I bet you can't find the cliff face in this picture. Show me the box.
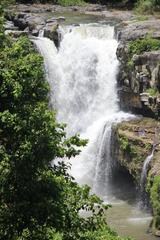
[112,118,160,182]
[116,20,160,235]
[116,20,160,118]
[112,118,160,235]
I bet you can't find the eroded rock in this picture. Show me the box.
[117,43,160,118]
[5,30,28,38]
[43,22,59,47]
[113,118,160,182]
[5,11,61,44]
[117,20,160,42]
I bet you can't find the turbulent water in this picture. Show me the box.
[33,22,158,240]
[34,24,133,197]
[140,149,154,191]
[34,24,133,195]
[140,146,155,208]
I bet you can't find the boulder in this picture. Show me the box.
[133,51,160,66]
[4,21,19,31]
[25,15,46,31]
[11,13,47,36]
[43,23,59,47]
[118,20,160,42]
[13,16,28,30]
[46,16,65,24]
[117,40,160,118]
[5,30,28,38]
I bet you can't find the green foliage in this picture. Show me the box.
[128,37,160,59]
[119,136,130,152]
[127,37,160,70]
[134,15,149,21]
[57,0,85,6]
[146,88,159,96]
[150,175,160,215]
[119,135,151,164]
[119,136,141,161]
[135,0,160,13]
[16,224,63,240]
[149,175,160,230]
[0,35,91,240]
[15,0,85,5]
[0,20,133,240]
[77,226,133,240]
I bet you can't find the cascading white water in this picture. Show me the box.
[140,149,154,190]
[139,146,155,207]
[33,23,134,198]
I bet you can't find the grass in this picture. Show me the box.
[135,0,160,14]
[134,15,149,21]
[57,0,86,6]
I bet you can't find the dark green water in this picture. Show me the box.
[105,197,158,240]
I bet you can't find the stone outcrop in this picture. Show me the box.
[6,3,107,15]
[4,3,136,45]
[117,20,160,42]
[4,11,60,46]
[43,22,59,47]
[117,41,160,118]
[112,118,160,182]
[113,118,160,235]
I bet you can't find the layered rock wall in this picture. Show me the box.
[116,20,160,118]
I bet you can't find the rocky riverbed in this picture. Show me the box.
[4,3,135,41]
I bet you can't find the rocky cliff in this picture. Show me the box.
[116,20,160,119]
[116,20,160,234]
[111,117,160,236]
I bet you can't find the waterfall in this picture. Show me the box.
[139,146,155,208]
[33,23,134,198]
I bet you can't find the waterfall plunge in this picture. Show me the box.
[34,24,134,198]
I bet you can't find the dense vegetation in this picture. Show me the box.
[147,174,160,233]
[0,3,134,239]
[135,0,160,13]
[128,37,160,58]
[12,0,160,13]
[126,37,160,68]
[1,0,160,13]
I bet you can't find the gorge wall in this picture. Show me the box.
[116,20,160,118]
[116,19,160,236]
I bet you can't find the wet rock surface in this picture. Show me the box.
[112,118,160,182]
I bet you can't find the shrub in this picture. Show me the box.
[128,37,160,59]
[146,88,159,96]
[135,0,160,13]
[57,0,85,6]
[149,176,160,231]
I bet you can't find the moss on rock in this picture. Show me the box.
[115,117,160,235]
[115,117,159,182]
[147,175,160,236]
